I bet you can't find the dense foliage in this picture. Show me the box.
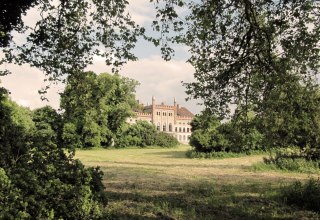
[61,71,139,148]
[0,87,107,219]
[189,109,263,153]
[151,0,320,166]
[152,0,320,116]
[117,121,179,148]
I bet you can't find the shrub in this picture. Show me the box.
[281,179,320,212]
[263,147,320,173]
[154,132,179,147]
[186,149,263,159]
[0,89,107,219]
[116,121,178,148]
[189,109,264,154]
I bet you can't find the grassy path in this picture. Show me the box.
[76,146,319,219]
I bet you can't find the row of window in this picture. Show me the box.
[156,112,173,117]
[156,123,173,132]
[178,135,191,141]
[156,123,191,133]
[175,127,190,133]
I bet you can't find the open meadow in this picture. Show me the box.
[76,146,320,220]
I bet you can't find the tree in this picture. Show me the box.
[152,0,320,116]
[32,105,63,146]
[60,71,139,148]
[256,75,320,149]
[116,120,179,148]
[0,87,107,219]
[0,0,37,47]
[1,0,144,80]
[151,0,320,151]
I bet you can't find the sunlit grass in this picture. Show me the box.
[76,146,320,219]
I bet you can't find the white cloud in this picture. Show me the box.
[0,1,203,114]
[0,63,63,110]
[127,0,155,25]
[87,55,203,114]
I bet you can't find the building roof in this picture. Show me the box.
[177,107,194,118]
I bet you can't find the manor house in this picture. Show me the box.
[127,97,194,144]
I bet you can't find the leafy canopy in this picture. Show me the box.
[61,71,139,148]
[152,0,320,118]
[1,0,145,80]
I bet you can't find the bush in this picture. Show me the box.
[189,109,264,154]
[154,132,179,148]
[189,122,263,154]
[263,147,320,173]
[186,149,263,159]
[116,121,178,148]
[281,179,320,212]
[0,89,107,219]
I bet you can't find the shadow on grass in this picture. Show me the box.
[104,180,318,220]
[144,150,188,159]
[111,161,252,169]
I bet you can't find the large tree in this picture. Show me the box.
[151,0,320,151]
[60,71,139,148]
[1,0,144,80]
[152,0,320,116]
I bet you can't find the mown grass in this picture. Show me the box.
[76,146,320,219]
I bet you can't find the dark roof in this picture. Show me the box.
[177,107,194,118]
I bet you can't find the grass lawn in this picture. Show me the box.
[76,146,320,220]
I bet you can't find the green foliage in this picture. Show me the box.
[152,0,320,160]
[257,80,320,150]
[32,105,63,146]
[117,121,157,147]
[0,88,107,219]
[263,147,320,173]
[154,132,179,148]
[61,71,139,148]
[281,179,320,212]
[186,149,263,159]
[189,110,263,154]
[116,120,179,148]
[62,122,82,149]
[1,0,145,78]
[0,168,29,219]
[152,1,320,118]
[0,0,37,47]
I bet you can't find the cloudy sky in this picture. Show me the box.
[0,0,203,114]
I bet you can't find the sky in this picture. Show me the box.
[0,0,203,114]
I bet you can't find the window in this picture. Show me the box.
[183,135,186,140]
[187,128,189,132]
[169,123,172,132]
[163,123,166,132]
[179,127,182,132]
[183,128,185,132]
[175,127,177,132]
[157,123,160,131]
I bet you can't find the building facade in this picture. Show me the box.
[127,97,194,144]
